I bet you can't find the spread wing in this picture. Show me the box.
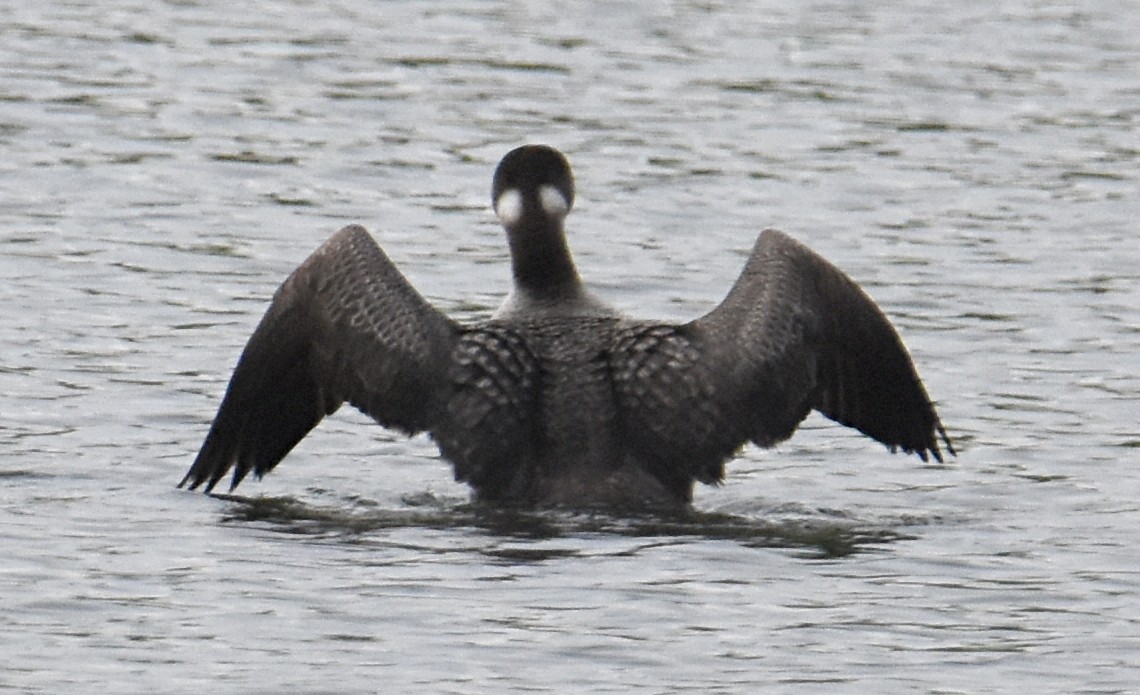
[612,229,952,487]
[179,224,459,493]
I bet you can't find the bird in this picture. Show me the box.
[179,144,953,510]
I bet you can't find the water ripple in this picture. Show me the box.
[2,0,1139,692]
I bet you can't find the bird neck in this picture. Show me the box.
[507,219,581,296]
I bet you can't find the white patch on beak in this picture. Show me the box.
[495,189,523,227]
[539,185,569,220]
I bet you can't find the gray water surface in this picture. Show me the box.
[2,1,1138,693]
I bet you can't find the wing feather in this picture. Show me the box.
[431,326,542,501]
[612,229,951,487]
[691,228,952,460]
[180,224,458,492]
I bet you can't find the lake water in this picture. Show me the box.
[2,1,1138,692]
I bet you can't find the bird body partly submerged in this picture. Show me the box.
[180,145,952,509]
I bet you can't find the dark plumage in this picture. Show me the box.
[180,144,953,509]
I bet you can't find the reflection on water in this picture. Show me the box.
[214,492,917,559]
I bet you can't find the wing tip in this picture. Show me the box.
[178,445,240,494]
[885,416,956,464]
[176,469,221,494]
[933,424,957,462]
[903,422,957,464]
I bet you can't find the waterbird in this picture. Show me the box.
[180,144,953,509]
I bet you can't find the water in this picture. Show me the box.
[2,0,1138,692]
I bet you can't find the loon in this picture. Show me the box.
[180,144,953,509]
